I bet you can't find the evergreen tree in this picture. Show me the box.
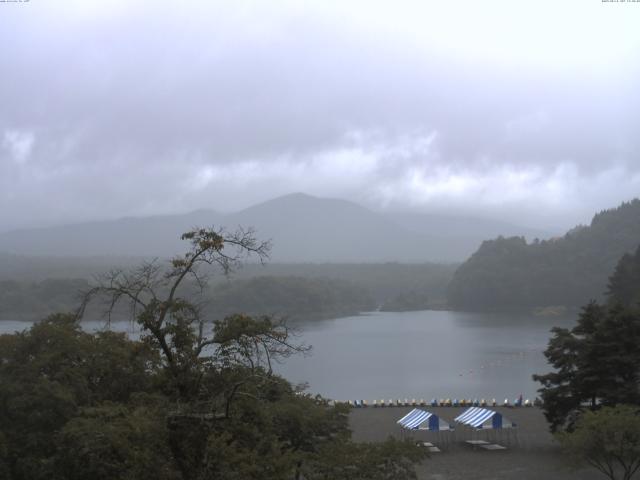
[448,199,640,310]
[608,245,640,308]
[534,245,640,432]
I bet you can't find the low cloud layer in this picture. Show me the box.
[1,0,639,232]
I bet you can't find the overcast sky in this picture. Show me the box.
[1,0,639,232]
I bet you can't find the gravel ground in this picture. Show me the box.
[349,406,603,480]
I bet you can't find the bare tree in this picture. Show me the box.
[77,226,276,399]
[75,227,317,480]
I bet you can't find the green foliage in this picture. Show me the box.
[0,310,425,480]
[608,245,640,308]
[448,199,640,310]
[303,437,428,480]
[534,246,640,432]
[55,399,180,480]
[557,405,640,480]
[0,229,427,479]
[533,303,640,431]
[0,313,160,480]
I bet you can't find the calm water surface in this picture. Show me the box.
[0,310,575,402]
[279,310,576,402]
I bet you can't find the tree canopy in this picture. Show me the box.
[533,302,640,431]
[607,244,640,309]
[448,199,640,310]
[0,227,426,479]
[557,405,640,480]
[533,245,640,431]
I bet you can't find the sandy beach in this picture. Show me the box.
[349,406,603,480]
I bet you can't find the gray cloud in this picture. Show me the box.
[1,0,639,232]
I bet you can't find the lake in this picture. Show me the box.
[0,310,575,402]
[280,310,575,402]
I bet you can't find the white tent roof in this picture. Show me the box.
[454,407,515,429]
[397,408,453,431]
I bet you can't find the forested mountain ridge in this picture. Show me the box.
[447,199,640,310]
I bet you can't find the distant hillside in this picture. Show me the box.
[0,278,90,321]
[0,193,546,262]
[0,262,456,321]
[227,193,424,262]
[0,210,222,258]
[0,253,151,281]
[223,262,457,307]
[607,243,640,308]
[0,275,375,322]
[447,199,640,310]
[209,276,375,320]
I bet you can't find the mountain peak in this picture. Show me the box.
[238,192,369,216]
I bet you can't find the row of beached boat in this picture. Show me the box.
[342,397,541,408]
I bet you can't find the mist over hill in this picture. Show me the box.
[447,199,640,310]
[0,193,550,263]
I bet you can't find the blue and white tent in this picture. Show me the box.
[454,407,516,430]
[397,408,453,431]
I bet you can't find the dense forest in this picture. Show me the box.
[209,276,375,320]
[447,199,640,310]
[0,263,457,321]
[0,279,89,320]
[227,263,456,306]
[0,276,374,322]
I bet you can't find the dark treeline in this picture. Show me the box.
[0,276,374,322]
[210,276,375,320]
[448,199,640,310]
[379,291,436,312]
[224,262,457,305]
[0,278,89,320]
[0,255,457,304]
[0,263,457,321]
